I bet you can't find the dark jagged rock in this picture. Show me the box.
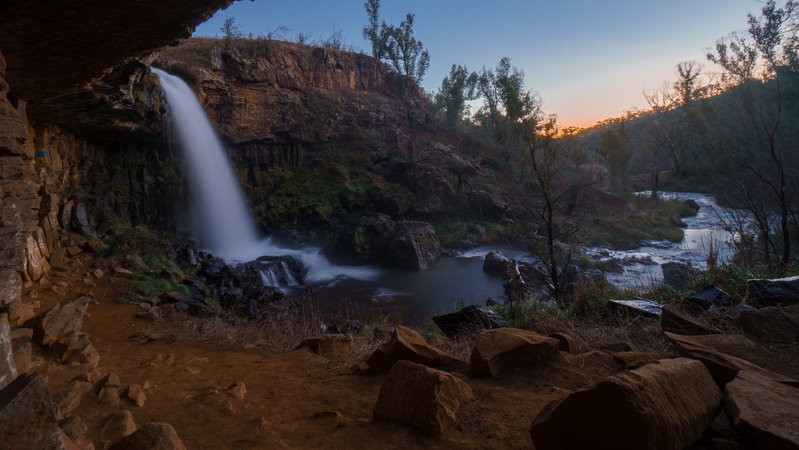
[607,298,662,318]
[108,422,187,450]
[661,262,697,290]
[746,276,799,307]
[684,285,735,311]
[385,221,441,270]
[530,358,721,450]
[661,305,721,335]
[432,305,508,338]
[483,251,511,276]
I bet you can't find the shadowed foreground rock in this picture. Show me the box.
[469,328,559,376]
[32,296,90,346]
[724,370,799,449]
[661,305,721,335]
[374,360,473,436]
[108,422,187,450]
[432,305,508,338]
[736,305,799,345]
[746,276,799,307]
[0,373,71,449]
[530,358,721,450]
[365,326,462,373]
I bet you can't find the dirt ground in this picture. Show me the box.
[24,252,634,449]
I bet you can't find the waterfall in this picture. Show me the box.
[152,68,259,257]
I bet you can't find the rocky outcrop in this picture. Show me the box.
[530,358,721,450]
[373,360,473,436]
[385,221,441,270]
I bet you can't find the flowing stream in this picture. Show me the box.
[154,68,742,322]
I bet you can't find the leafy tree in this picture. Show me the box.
[362,1,430,83]
[598,119,631,191]
[434,65,478,127]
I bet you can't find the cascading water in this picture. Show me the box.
[152,68,259,258]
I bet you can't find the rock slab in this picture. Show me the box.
[365,326,462,373]
[469,328,559,376]
[0,373,69,449]
[736,305,799,345]
[746,276,799,307]
[530,358,721,450]
[724,370,799,449]
[33,297,90,346]
[374,360,473,436]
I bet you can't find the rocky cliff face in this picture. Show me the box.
[153,39,497,233]
[0,0,231,315]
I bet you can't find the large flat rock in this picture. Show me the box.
[724,370,799,449]
[737,305,799,345]
[530,358,721,450]
[365,326,463,373]
[747,276,799,307]
[469,328,559,376]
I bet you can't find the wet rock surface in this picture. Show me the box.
[746,276,799,307]
[432,305,509,338]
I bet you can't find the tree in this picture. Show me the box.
[598,119,631,191]
[220,17,242,40]
[434,65,478,127]
[706,0,799,268]
[362,1,431,83]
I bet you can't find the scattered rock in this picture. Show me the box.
[0,314,17,390]
[54,380,93,418]
[684,285,735,311]
[0,373,67,449]
[108,422,187,450]
[746,276,799,307]
[227,382,246,400]
[607,298,663,318]
[59,415,88,445]
[6,301,35,325]
[125,384,146,407]
[365,326,463,373]
[724,370,799,449]
[530,358,721,450]
[67,245,83,257]
[736,305,799,345]
[12,342,32,374]
[469,328,559,376]
[301,334,352,356]
[85,235,108,254]
[113,266,134,277]
[373,360,473,436]
[483,251,511,275]
[33,297,90,346]
[661,305,721,335]
[432,305,509,338]
[548,332,579,354]
[665,332,799,387]
[101,410,137,447]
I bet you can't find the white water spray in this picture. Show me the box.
[152,68,259,257]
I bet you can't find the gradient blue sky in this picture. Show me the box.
[194,0,762,127]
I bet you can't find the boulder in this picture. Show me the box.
[681,334,776,371]
[101,410,137,447]
[24,234,46,281]
[664,332,799,387]
[736,305,799,345]
[684,285,735,310]
[108,422,187,450]
[661,305,721,335]
[340,213,395,263]
[301,334,352,356]
[33,297,90,346]
[0,314,17,390]
[85,235,108,254]
[549,332,579,354]
[432,305,508,338]
[469,328,559,376]
[385,221,441,270]
[365,326,463,373]
[530,358,722,450]
[661,262,697,290]
[724,370,799,449]
[607,298,662,318]
[54,380,93,418]
[746,276,799,307]
[0,373,69,449]
[12,342,31,374]
[483,251,511,275]
[373,360,473,436]
[6,301,35,325]
[59,415,88,445]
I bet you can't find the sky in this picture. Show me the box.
[194,0,764,128]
